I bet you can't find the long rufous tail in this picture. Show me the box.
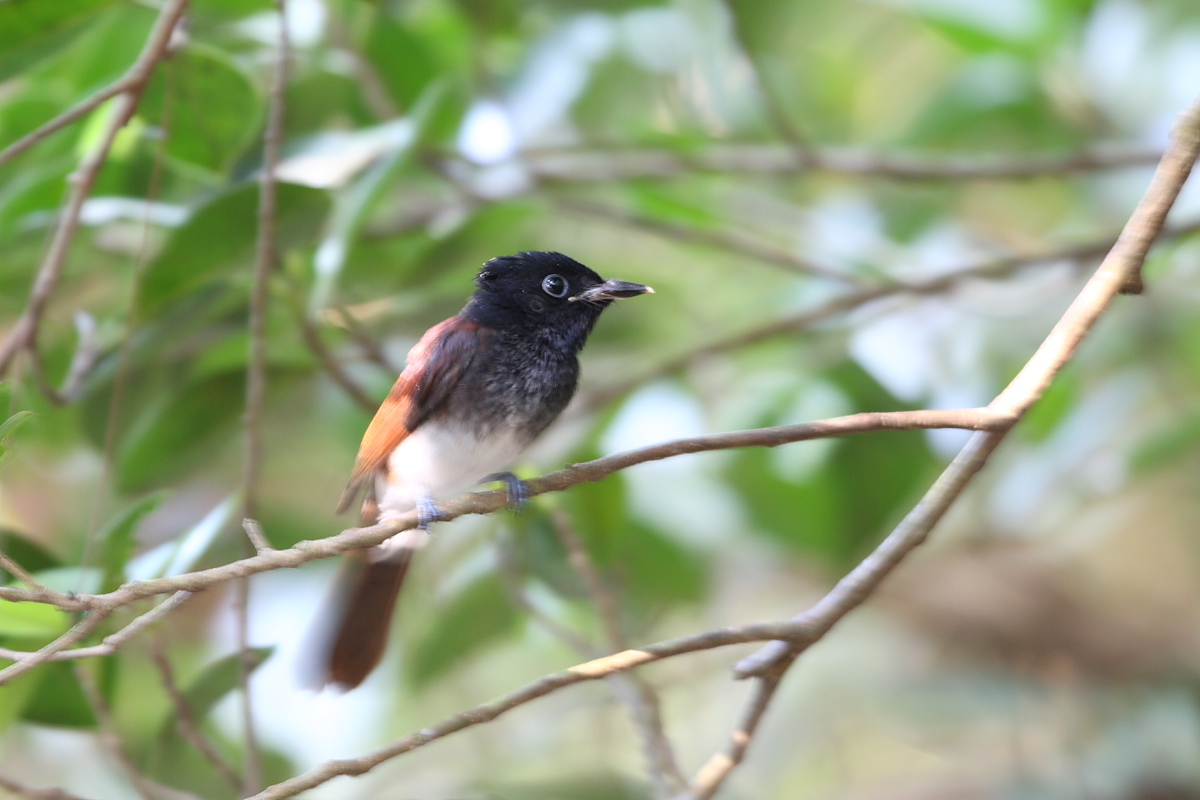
[304,483,414,691]
[316,546,414,690]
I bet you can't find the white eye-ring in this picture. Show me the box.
[541,274,569,298]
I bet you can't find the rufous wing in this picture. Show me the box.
[335,316,482,514]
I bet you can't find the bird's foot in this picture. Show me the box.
[487,472,529,512]
[416,491,444,530]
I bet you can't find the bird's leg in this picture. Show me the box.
[486,472,529,512]
[416,489,444,530]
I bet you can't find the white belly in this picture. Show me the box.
[375,420,529,521]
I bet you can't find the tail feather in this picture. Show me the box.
[304,480,414,691]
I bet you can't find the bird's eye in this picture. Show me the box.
[541,274,568,298]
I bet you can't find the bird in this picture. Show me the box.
[306,251,653,690]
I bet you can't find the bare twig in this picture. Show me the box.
[575,217,1200,415]
[150,645,244,791]
[0,0,190,378]
[0,774,96,800]
[0,591,192,667]
[517,142,1163,184]
[0,407,1012,619]
[26,312,101,405]
[237,2,290,793]
[730,95,1200,684]
[77,664,209,800]
[245,620,817,800]
[0,549,48,591]
[500,523,686,797]
[323,2,399,119]
[287,283,377,412]
[242,518,275,554]
[717,0,812,157]
[549,510,687,796]
[0,612,111,685]
[549,510,626,656]
[682,672,785,800]
[329,304,401,374]
[555,196,856,284]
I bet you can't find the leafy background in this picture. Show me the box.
[3,0,1200,798]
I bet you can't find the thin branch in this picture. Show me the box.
[26,312,101,406]
[0,611,111,685]
[75,663,207,800]
[717,0,812,157]
[322,1,399,119]
[0,0,190,378]
[576,218,1200,415]
[238,1,289,792]
[0,774,96,800]
[245,619,816,800]
[150,645,244,791]
[0,549,48,592]
[682,672,785,800]
[0,591,192,666]
[329,304,401,374]
[0,407,1012,618]
[242,518,275,554]
[517,142,1163,184]
[554,196,857,284]
[286,279,377,412]
[731,94,1200,683]
[499,525,686,797]
[549,510,687,797]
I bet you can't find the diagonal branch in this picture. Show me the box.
[718,92,1200,785]
[0,0,190,379]
[554,196,857,284]
[681,672,785,800]
[0,774,97,800]
[548,510,687,795]
[576,217,1200,415]
[237,1,290,793]
[517,142,1163,184]
[150,645,244,792]
[0,407,1012,621]
[0,591,192,670]
[717,0,812,157]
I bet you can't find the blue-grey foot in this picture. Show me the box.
[416,491,444,530]
[487,472,529,512]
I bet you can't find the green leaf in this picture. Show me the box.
[0,0,121,80]
[115,371,246,493]
[161,647,274,733]
[0,410,35,458]
[1130,413,1200,476]
[139,45,262,173]
[511,510,587,600]
[308,85,447,309]
[405,573,520,688]
[561,473,709,611]
[140,182,331,314]
[363,15,441,111]
[20,660,102,728]
[0,529,62,581]
[0,599,70,638]
[0,668,43,733]
[1020,372,1077,443]
[98,493,168,593]
[728,362,940,567]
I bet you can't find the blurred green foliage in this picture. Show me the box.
[3,0,1200,797]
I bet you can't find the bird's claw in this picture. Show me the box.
[416,493,444,530]
[488,472,529,512]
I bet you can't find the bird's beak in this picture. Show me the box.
[570,279,655,302]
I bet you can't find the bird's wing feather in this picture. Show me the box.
[336,316,482,513]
